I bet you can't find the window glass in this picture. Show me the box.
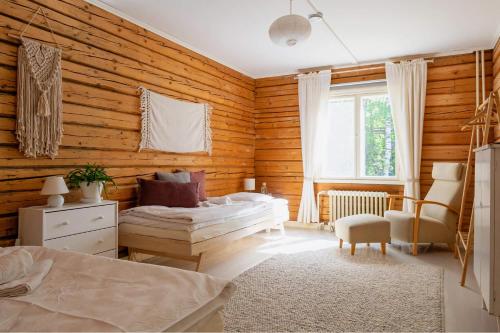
[360,95,396,177]
[322,97,355,178]
[320,84,398,181]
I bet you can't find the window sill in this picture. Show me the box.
[315,178,404,186]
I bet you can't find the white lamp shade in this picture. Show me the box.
[244,178,256,191]
[269,14,311,47]
[41,176,69,195]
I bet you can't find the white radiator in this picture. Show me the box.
[317,190,388,223]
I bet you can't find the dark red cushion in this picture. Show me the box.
[189,170,207,201]
[137,178,199,208]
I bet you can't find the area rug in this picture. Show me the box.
[223,248,444,332]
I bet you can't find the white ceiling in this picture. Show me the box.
[89,0,500,78]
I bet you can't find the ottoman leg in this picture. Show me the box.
[381,242,386,255]
[350,243,356,255]
[339,239,343,248]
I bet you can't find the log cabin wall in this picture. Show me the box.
[495,38,500,93]
[255,52,493,221]
[494,37,500,141]
[0,0,256,245]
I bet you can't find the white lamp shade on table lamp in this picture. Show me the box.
[244,178,256,191]
[41,176,69,208]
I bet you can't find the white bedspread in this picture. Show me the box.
[0,246,234,332]
[120,201,268,231]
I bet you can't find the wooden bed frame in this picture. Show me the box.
[119,215,278,271]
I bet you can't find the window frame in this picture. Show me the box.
[317,82,402,185]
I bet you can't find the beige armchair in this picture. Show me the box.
[384,162,465,255]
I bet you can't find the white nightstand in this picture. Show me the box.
[19,201,118,258]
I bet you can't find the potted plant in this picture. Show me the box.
[67,164,115,203]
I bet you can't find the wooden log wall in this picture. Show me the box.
[494,37,500,141]
[255,52,493,222]
[0,0,256,245]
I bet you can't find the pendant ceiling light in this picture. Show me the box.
[269,0,311,47]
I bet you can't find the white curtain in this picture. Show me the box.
[385,59,427,212]
[297,70,331,223]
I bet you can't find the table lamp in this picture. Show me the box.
[41,176,69,207]
[244,178,255,192]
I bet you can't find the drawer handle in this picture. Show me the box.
[95,216,104,221]
[61,221,70,226]
[97,239,104,243]
[63,246,70,250]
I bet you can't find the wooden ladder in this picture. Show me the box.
[455,91,499,286]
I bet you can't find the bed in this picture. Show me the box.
[118,193,289,271]
[0,246,234,332]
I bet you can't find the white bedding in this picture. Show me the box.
[120,201,268,231]
[0,246,234,332]
[120,207,274,243]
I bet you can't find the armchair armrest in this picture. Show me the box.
[387,195,419,210]
[387,194,418,201]
[414,200,459,215]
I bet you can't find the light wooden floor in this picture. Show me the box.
[139,228,499,332]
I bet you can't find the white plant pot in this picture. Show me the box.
[80,181,104,203]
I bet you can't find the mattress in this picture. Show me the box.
[120,205,274,243]
[119,198,289,243]
[0,246,234,332]
[120,201,271,231]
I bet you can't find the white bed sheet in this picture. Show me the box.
[119,201,268,230]
[120,206,274,243]
[119,198,289,243]
[0,246,234,332]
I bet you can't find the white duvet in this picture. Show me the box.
[119,193,289,233]
[120,201,270,231]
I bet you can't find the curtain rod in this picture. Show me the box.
[294,59,434,79]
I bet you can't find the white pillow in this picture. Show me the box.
[226,192,273,202]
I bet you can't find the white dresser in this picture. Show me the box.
[473,144,500,315]
[19,201,118,258]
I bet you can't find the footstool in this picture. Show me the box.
[334,214,390,255]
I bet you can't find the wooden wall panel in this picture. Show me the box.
[0,0,255,245]
[494,37,500,141]
[255,52,493,222]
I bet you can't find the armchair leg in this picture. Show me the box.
[350,243,356,255]
[412,205,422,256]
[412,243,418,256]
[339,239,343,248]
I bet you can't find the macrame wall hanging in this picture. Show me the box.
[14,7,63,159]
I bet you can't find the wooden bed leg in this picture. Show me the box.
[128,248,137,261]
[195,252,204,272]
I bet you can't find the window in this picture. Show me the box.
[320,82,399,182]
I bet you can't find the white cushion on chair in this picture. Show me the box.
[384,210,455,244]
[383,162,464,248]
[384,210,455,243]
[423,162,464,228]
[432,162,463,181]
